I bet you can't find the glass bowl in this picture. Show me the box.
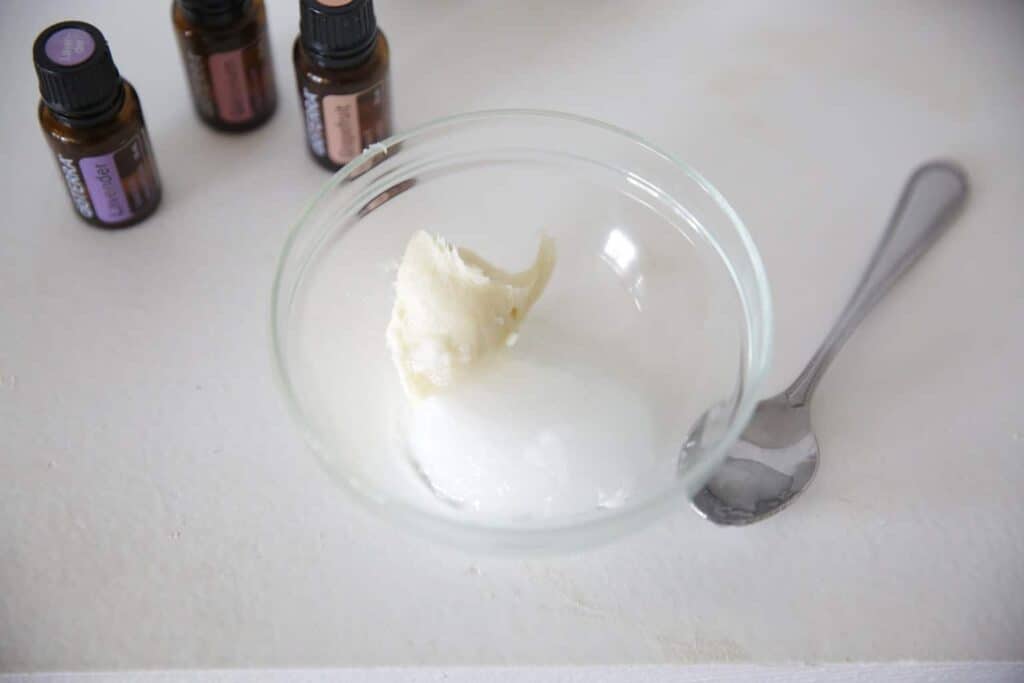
[271,110,772,550]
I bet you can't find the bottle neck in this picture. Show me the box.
[301,29,378,70]
[177,0,252,27]
[46,81,127,128]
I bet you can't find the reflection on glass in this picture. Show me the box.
[358,178,417,217]
[601,228,645,310]
[603,228,637,273]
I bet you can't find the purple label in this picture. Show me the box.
[73,133,158,224]
[80,151,132,223]
[45,28,96,66]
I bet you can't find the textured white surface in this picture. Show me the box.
[1,0,1023,672]
[4,663,1024,683]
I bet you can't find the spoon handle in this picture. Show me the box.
[784,161,969,407]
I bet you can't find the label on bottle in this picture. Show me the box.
[180,31,275,126]
[58,130,160,225]
[209,46,254,123]
[56,153,94,219]
[318,80,391,166]
[301,87,327,157]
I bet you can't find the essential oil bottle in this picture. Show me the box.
[34,21,162,229]
[293,0,393,171]
[172,0,278,131]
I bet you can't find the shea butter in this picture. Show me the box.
[386,231,555,398]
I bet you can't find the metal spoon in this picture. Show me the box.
[690,160,969,526]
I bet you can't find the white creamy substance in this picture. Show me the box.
[383,231,664,517]
[404,353,656,518]
[386,231,556,398]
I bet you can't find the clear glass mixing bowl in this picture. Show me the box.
[272,110,772,550]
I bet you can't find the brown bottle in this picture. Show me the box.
[293,0,393,171]
[172,0,278,131]
[34,21,162,229]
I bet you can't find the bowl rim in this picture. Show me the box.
[271,108,773,550]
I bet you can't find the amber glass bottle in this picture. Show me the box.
[293,0,393,171]
[172,0,278,131]
[35,21,162,229]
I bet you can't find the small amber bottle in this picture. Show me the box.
[294,0,393,171]
[34,21,162,229]
[172,0,278,131]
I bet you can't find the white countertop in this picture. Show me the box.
[2,0,1023,672]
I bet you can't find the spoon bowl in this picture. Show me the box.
[691,397,817,525]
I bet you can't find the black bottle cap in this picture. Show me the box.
[33,21,122,120]
[176,0,250,26]
[299,0,377,68]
